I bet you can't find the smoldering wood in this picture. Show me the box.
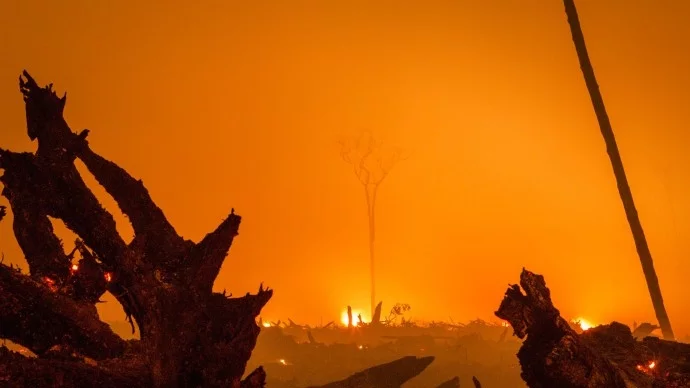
[496,269,690,388]
[0,345,148,388]
[0,71,272,387]
[0,264,125,360]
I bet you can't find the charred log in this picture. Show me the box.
[435,376,460,388]
[240,366,267,388]
[495,269,626,387]
[310,356,435,388]
[472,376,482,388]
[0,345,148,388]
[496,269,690,388]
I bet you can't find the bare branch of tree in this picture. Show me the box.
[188,211,242,291]
[77,143,189,267]
[338,129,406,316]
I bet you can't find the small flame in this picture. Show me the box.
[501,321,510,327]
[71,264,79,272]
[43,277,57,292]
[358,345,363,350]
[341,309,367,327]
[636,360,658,374]
[104,272,112,282]
[278,359,287,365]
[573,317,594,331]
[262,322,271,328]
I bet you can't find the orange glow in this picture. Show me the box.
[43,277,57,292]
[71,264,79,271]
[262,322,271,328]
[573,318,594,331]
[104,272,112,282]
[341,309,367,327]
[636,360,658,374]
[1,2,690,339]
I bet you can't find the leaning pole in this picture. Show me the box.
[562,0,675,340]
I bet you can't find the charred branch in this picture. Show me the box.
[189,211,242,290]
[0,148,127,268]
[67,240,109,304]
[240,366,266,388]
[435,376,460,388]
[77,143,188,265]
[472,376,482,388]
[311,356,435,388]
[0,264,126,360]
[0,346,149,388]
[1,185,70,280]
[194,287,273,383]
[19,71,71,155]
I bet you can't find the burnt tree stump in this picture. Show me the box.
[0,71,271,387]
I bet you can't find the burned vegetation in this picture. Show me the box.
[495,269,690,388]
[1,73,690,388]
[0,72,476,388]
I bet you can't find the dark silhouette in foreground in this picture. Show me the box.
[496,269,690,388]
[0,72,477,388]
[0,71,271,387]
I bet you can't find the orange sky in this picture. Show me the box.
[1,1,689,337]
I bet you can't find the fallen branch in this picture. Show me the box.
[435,376,459,388]
[310,356,435,388]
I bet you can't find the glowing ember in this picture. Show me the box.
[43,277,57,292]
[278,359,288,365]
[71,264,79,271]
[262,322,271,328]
[340,309,367,326]
[104,272,112,282]
[636,360,658,374]
[358,345,363,350]
[501,321,510,327]
[573,317,594,331]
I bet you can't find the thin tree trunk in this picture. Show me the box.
[369,185,379,319]
[563,0,674,340]
[365,184,377,318]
